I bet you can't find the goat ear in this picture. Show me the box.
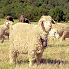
[41,21,44,29]
[51,19,56,24]
[40,20,44,25]
[39,20,46,31]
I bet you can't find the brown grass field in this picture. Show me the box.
[0,19,69,69]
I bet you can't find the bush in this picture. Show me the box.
[49,7,64,22]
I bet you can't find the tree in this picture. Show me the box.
[64,14,69,21]
[0,0,68,22]
[49,7,64,22]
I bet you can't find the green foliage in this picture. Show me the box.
[0,63,14,69]
[49,7,64,22]
[64,14,69,21]
[0,0,69,22]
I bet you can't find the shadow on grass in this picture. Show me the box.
[13,58,69,69]
[40,58,69,65]
[16,58,69,65]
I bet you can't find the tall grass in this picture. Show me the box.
[0,39,69,69]
[0,19,69,69]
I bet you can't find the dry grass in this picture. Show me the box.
[0,20,69,69]
[0,39,69,69]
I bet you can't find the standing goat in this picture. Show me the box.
[9,15,55,67]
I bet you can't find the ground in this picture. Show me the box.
[0,38,69,69]
[0,19,69,69]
